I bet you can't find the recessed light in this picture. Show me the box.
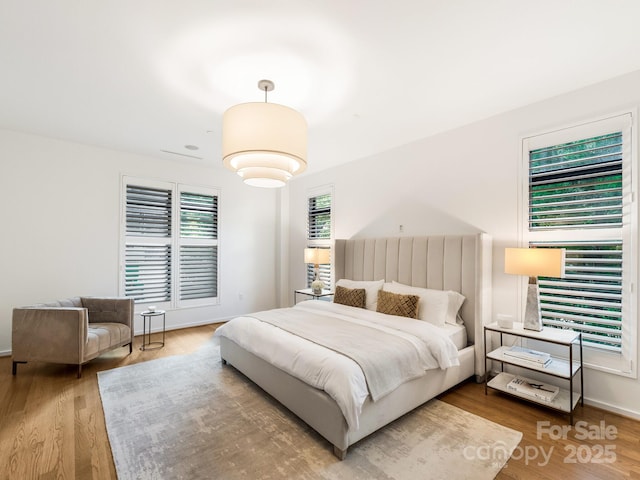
[185,144,199,150]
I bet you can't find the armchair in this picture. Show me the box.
[12,296,134,378]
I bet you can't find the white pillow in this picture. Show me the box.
[383,281,465,326]
[335,279,384,311]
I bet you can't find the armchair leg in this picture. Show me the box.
[129,342,133,354]
[77,364,82,379]
[12,361,26,375]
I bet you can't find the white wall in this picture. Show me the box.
[286,69,640,419]
[0,129,280,353]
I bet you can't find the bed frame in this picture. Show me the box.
[220,234,492,459]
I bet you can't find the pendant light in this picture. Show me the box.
[222,80,307,188]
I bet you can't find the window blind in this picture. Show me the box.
[125,185,172,303]
[180,192,218,239]
[533,240,622,352]
[307,193,332,240]
[529,132,623,230]
[179,191,218,301]
[125,244,171,303]
[126,186,172,236]
[180,245,217,300]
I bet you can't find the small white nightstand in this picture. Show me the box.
[484,322,583,424]
[294,288,334,304]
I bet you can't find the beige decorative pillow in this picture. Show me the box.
[383,281,466,326]
[335,279,385,310]
[333,285,366,309]
[376,290,419,319]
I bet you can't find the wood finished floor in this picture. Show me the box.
[0,323,638,480]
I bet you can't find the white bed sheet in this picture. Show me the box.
[440,322,467,351]
[213,300,461,429]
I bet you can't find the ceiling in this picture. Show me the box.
[2,1,640,176]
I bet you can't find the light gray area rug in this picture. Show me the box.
[98,340,522,480]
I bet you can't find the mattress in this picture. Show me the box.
[441,321,468,351]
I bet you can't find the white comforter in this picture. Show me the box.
[213,300,460,429]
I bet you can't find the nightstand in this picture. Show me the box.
[294,288,334,304]
[484,322,583,423]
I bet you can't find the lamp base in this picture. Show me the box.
[523,283,543,331]
[311,279,324,295]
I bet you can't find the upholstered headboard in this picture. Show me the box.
[334,234,492,376]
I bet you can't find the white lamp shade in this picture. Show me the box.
[504,248,566,278]
[222,102,307,187]
[304,247,331,265]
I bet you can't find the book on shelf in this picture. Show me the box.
[510,356,552,368]
[504,346,551,364]
[506,376,559,402]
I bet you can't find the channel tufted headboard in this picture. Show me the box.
[333,234,492,377]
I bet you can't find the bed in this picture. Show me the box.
[216,234,492,459]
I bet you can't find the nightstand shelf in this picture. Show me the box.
[484,322,583,423]
[294,288,334,304]
[487,372,582,413]
[486,346,581,379]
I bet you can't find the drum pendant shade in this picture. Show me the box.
[222,82,307,188]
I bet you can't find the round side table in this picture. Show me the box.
[140,310,166,350]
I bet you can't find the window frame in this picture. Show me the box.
[519,112,638,378]
[120,176,220,311]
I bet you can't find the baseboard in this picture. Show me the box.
[583,396,640,421]
[134,317,232,337]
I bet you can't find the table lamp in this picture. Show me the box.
[504,247,566,331]
[304,247,331,294]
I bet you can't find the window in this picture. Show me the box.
[179,190,218,301]
[121,177,219,308]
[306,188,333,289]
[522,113,636,376]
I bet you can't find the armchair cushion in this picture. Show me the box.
[87,322,132,357]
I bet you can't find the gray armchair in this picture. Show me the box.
[12,296,134,378]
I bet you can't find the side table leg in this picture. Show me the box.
[162,313,166,347]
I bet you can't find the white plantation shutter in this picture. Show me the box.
[307,190,333,289]
[122,178,219,308]
[180,192,218,238]
[533,240,623,352]
[126,185,172,236]
[179,191,218,301]
[523,113,636,371]
[125,244,172,303]
[179,245,217,300]
[308,194,331,240]
[125,185,172,303]
[529,132,624,230]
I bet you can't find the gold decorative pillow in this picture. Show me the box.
[333,285,366,309]
[376,290,419,319]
